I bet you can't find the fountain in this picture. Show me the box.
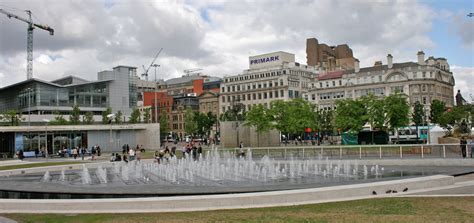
[0,146,468,199]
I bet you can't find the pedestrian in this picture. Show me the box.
[136,148,141,162]
[91,146,96,161]
[110,153,115,162]
[72,147,78,160]
[81,147,86,160]
[18,149,24,160]
[460,137,467,158]
[122,144,127,155]
[35,148,39,158]
[97,145,101,156]
[129,147,135,161]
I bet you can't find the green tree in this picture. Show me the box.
[102,107,112,124]
[430,100,446,125]
[412,101,424,141]
[51,110,67,125]
[361,94,386,130]
[129,107,141,124]
[159,110,170,138]
[143,108,151,123]
[184,108,198,136]
[245,104,272,146]
[1,110,22,126]
[385,93,410,140]
[69,104,81,125]
[195,112,217,137]
[84,111,94,124]
[114,110,123,124]
[334,98,366,133]
[269,100,291,135]
[219,103,246,121]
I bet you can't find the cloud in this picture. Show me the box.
[451,13,474,50]
[451,65,474,103]
[0,0,471,90]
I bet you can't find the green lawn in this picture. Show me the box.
[2,197,473,223]
[0,162,84,171]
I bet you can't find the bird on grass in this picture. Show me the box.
[392,190,398,193]
[372,191,377,195]
[403,187,408,192]
[385,189,392,194]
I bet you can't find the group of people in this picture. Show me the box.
[69,144,101,160]
[460,137,474,158]
[110,144,144,163]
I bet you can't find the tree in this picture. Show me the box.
[385,93,410,140]
[1,110,22,126]
[430,100,446,125]
[245,104,272,146]
[102,107,112,124]
[129,107,141,124]
[143,108,151,123]
[334,98,366,133]
[286,98,315,137]
[219,103,246,121]
[195,112,217,137]
[69,104,81,125]
[361,94,386,130]
[51,110,67,125]
[159,110,170,138]
[412,101,424,141]
[84,111,94,124]
[184,108,198,136]
[114,110,123,124]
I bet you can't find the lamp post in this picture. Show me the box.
[107,114,116,152]
[42,119,50,160]
[152,64,160,123]
[26,88,32,151]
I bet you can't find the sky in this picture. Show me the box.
[0,0,473,101]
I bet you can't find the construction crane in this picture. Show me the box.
[0,8,54,80]
[183,68,203,76]
[141,48,163,81]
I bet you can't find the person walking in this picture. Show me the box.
[81,147,85,160]
[35,148,39,158]
[97,145,101,157]
[460,137,467,158]
[129,147,135,161]
[91,146,97,161]
[72,147,78,160]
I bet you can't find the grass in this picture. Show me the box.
[2,197,473,223]
[0,162,84,171]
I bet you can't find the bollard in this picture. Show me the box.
[339,147,342,159]
[302,148,305,159]
[379,146,382,159]
[400,145,403,158]
[443,145,446,158]
[421,145,424,158]
[359,146,362,159]
[284,148,287,159]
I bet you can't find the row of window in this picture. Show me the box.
[222,79,284,93]
[224,70,284,83]
[222,90,286,102]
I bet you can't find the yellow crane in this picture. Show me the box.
[0,8,54,79]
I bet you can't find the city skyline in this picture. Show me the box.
[0,0,472,100]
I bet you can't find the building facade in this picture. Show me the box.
[0,66,138,123]
[306,52,455,112]
[306,37,356,71]
[219,51,319,114]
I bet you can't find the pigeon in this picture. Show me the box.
[386,189,392,194]
[403,188,408,192]
[372,191,377,195]
[392,190,398,193]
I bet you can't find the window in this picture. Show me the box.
[269,91,273,98]
[275,90,278,98]
[332,81,335,86]
[263,83,267,88]
[339,80,342,85]
[422,72,426,78]
[222,96,225,102]
[237,85,240,91]
[289,90,293,98]
[232,86,235,92]
[280,90,284,97]
[258,93,262,99]
[222,106,226,112]
[423,97,427,104]
[320,83,323,88]
[253,93,256,100]
[221,87,225,93]
[280,79,283,86]
[263,92,267,99]
[247,94,251,100]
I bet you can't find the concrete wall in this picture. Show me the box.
[220,121,280,148]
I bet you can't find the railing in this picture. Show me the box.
[207,144,473,160]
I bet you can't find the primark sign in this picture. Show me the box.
[250,56,280,65]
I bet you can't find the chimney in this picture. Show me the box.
[387,54,393,69]
[417,51,425,65]
[354,58,360,73]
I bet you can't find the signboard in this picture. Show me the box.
[249,51,295,69]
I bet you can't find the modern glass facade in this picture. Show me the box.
[15,131,88,155]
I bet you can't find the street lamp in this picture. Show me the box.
[107,113,116,151]
[42,119,50,159]
[152,64,160,123]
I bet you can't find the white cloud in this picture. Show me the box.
[0,0,471,89]
[451,65,474,103]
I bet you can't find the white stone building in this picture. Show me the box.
[219,51,320,114]
[305,51,455,111]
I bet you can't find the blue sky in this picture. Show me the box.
[424,0,473,67]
